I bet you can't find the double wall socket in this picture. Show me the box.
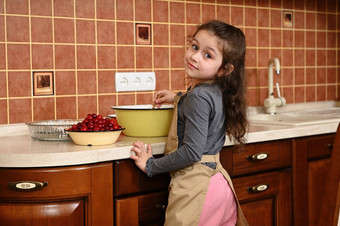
[115,72,156,92]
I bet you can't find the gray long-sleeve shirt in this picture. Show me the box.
[145,82,226,177]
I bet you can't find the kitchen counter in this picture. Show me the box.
[1,101,339,168]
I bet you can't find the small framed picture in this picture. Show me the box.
[283,11,293,28]
[33,71,54,96]
[136,23,151,45]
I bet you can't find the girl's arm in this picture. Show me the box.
[130,90,177,171]
[134,92,213,177]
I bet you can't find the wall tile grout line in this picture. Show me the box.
[4,0,9,124]
[94,0,99,115]
[74,0,78,119]
[52,0,57,120]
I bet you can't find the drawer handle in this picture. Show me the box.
[327,143,333,150]
[247,184,269,193]
[247,153,269,161]
[9,181,48,192]
[155,204,166,210]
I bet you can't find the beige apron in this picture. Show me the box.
[164,94,248,226]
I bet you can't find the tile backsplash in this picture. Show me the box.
[0,0,339,124]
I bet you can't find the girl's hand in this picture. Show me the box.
[153,90,177,108]
[130,141,153,173]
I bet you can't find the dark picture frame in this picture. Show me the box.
[283,11,293,28]
[136,23,151,45]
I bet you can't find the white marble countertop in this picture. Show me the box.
[1,101,339,168]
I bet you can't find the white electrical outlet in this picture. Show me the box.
[115,72,156,92]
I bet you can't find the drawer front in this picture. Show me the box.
[0,199,85,226]
[233,169,291,226]
[233,171,280,202]
[114,158,170,197]
[306,134,334,159]
[0,165,91,198]
[115,191,168,226]
[222,139,292,176]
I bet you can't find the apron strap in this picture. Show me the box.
[199,153,220,163]
[164,95,181,155]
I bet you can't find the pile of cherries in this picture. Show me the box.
[68,113,123,132]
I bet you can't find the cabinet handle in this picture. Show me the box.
[327,143,333,150]
[247,184,269,193]
[8,181,48,192]
[155,204,166,210]
[247,153,269,161]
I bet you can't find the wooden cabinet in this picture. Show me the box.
[113,159,170,197]
[221,139,292,226]
[0,162,113,226]
[1,133,335,225]
[292,133,335,226]
[114,159,169,225]
[114,139,293,226]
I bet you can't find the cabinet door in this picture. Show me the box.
[233,169,291,226]
[308,158,331,225]
[0,162,113,226]
[114,158,170,197]
[115,191,168,226]
[292,134,334,226]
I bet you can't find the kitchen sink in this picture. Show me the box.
[250,107,340,126]
[293,107,340,116]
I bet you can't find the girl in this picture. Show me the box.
[130,20,249,226]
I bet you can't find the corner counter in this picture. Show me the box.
[1,101,339,225]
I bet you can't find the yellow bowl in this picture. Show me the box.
[111,105,174,137]
[67,130,123,146]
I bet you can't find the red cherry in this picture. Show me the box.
[77,122,82,129]
[75,113,124,132]
[94,126,100,131]
[111,118,118,125]
[81,126,88,131]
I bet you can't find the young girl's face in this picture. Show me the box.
[184,30,224,84]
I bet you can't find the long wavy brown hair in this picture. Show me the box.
[193,20,248,145]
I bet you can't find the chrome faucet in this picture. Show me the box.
[264,58,286,114]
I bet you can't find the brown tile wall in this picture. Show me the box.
[0,0,339,124]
